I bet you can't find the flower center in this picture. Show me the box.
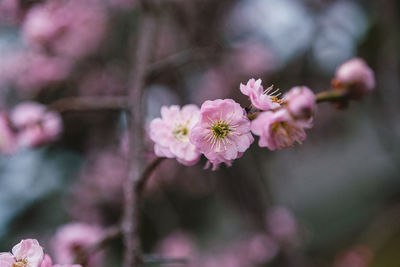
[173,124,190,141]
[211,121,230,139]
[264,85,283,104]
[13,259,28,267]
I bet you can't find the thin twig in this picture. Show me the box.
[143,254,188,265]
[315,90,348,103]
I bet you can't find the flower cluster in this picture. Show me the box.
[0,239,81,267]
[0,101,62,155]
[149,58,375,170]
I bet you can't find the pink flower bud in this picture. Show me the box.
[334,58,375,99]
[283,86,316,120]
[190,99,254,168]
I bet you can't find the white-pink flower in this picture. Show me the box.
[51,223,103,266]
[190,99,254,168]
[240,78,281,111]
[10,102,63,148]
[283,86,316,120]
[251,109,311,151]
[149,104,201,166]
[334,58,375,99]
[0,239,44,267]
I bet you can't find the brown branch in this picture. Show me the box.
[49,96,128,113]
[315,90,348,103]
[135,157,165,198]
[122,10,158,267]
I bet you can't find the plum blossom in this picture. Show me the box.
[251,109,311,151]
[51,223,103,266]
[283,86,316,120]
[0,239,44,267]
[0,113,16,155]
[240,78,282,111]
[190,99,253,168]
[150,104,201,166]
[334,58,375,99]
[10,102,63,148]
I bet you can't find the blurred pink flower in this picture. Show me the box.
[240,78,281,111]
[246,234,278,264]
[23,0,108,59]
[267,206,298,243]
[334,245,373,267]
[0,0,20,25]
[157,231,196,259]
[190,99,253,168]
[334,58,375,99]
[283,86,316,120]
[0,113,17,155]
[10,102,63,148]
[0,239,44,267]
[251,109,311,150]
[226,42,277,76]
[150,104,201,166]
[1,51,71,93]
[51,223,103,267]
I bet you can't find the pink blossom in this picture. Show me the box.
[0,239,44,267]
[283,86,316,120]
[251,109,311,151]
[10,102,63,148]
[51,223,103,266]
[150,104,201,166]
[190,99,253,168]
[267,206,298,243]
[334,58,375,99]
[0,113,16,155]
[240,79,281,111]
[156,231,196,261]
[23,0,108,59]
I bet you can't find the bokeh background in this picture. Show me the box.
[0,0,399,266]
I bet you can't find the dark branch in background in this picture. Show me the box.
[135,157,165,198]
[49,96,128,112]
[122,7,158,267]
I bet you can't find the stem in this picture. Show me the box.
[135,157,165,198]
[123,11,157,267]
[315,90,348,103]
[49,96,128,112]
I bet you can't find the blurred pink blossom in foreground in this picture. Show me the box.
[51,223,103,267]
[23,0,108,59]
[10,102,63,148]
